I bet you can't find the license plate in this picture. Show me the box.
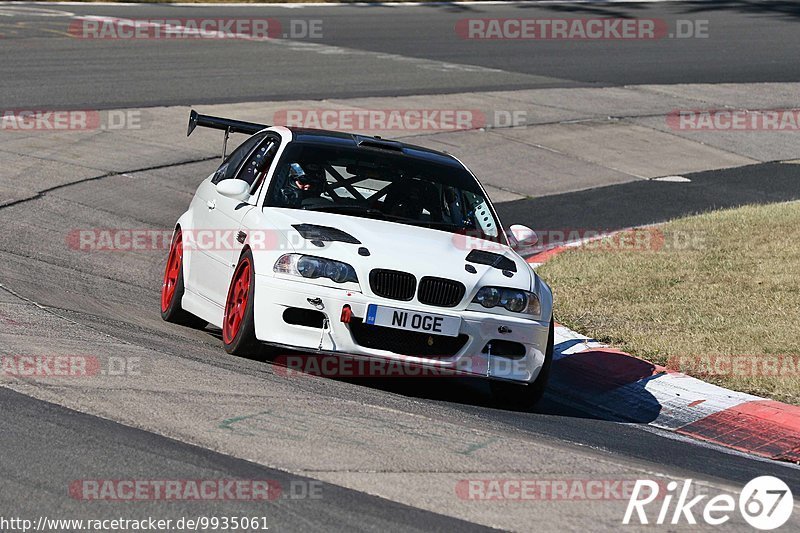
[364,304,460,337]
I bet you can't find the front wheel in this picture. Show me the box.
[222,248,261,355]
[490,318,554,411]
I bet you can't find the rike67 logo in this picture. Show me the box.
[623,476,793,530]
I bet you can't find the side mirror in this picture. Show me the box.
[216,179,251,201]
[508,224,538,250]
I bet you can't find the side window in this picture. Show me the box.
[211,133,265,185]
[237,137,279,188]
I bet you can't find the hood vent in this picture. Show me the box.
[465,250,517,273]
[292,224,361,245]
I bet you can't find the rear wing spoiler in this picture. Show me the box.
[187,109,269,159]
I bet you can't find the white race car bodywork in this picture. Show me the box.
[173,126,553,386]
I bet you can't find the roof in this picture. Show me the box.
[288,127,462,168]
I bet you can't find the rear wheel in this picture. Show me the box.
[490,318,554,411]
[161,228,206,328]
[222,248,261,355]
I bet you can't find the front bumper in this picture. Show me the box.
[253,274,550,383]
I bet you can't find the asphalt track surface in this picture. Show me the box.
[3,1,800,531]
[495,161,800,232]
[0,1,799,108]
[0,388,494,532]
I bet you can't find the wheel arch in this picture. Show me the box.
[173,210,195,288]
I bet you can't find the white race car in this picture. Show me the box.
[162,111,554,409]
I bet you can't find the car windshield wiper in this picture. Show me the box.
[417,221,468,229]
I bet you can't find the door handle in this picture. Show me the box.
[206,200,216,210]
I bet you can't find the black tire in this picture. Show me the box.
[161,229,207,329]
[490,318,554,411]
[222,248,261,355]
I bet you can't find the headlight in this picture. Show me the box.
[274,254,358,284]
[472,286,540,316]
[474,287,501,308]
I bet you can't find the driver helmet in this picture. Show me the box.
[288,163,325,194]
[281,162,326,206]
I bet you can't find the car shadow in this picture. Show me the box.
[547,347,665,423]
[228,332,665,424]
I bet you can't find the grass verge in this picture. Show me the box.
[537,201,800,405]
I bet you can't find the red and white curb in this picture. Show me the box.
[528,239,800,463]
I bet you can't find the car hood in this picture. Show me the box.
[265,208,533,296]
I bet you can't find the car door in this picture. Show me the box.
[189,133,268,307]
[222,134,282,274]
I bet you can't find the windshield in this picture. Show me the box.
[265,142,503,242]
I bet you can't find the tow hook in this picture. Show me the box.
[318,318,330,351]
